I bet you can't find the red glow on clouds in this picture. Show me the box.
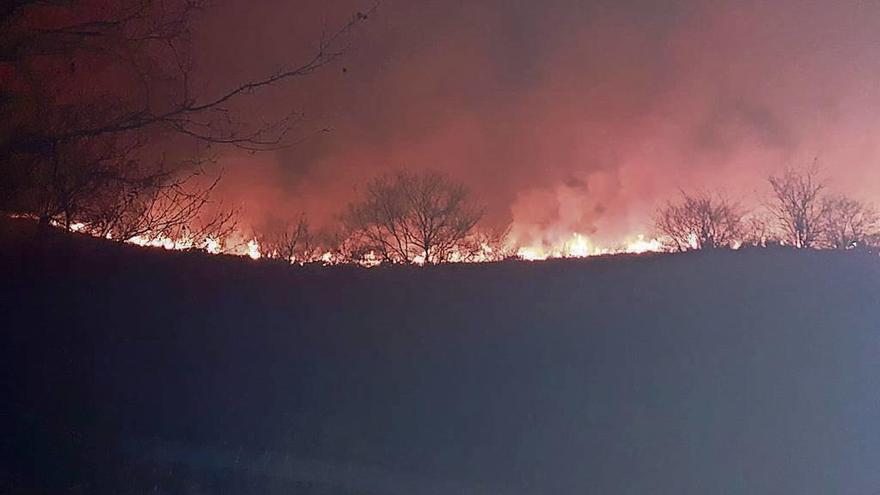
[192,0,880,253]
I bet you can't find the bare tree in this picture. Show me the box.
[0,0,372,238]
[85,172,237,247]
[462,225,515,262]
[766,166,829,249]
[328,227,375,265]
[14,134,148,231]
[741,212,779,248]
[1,1,371,151]
[655,191,743,251]
[343,171,484,264]
[257,216,321,263]
[821,195,879,250]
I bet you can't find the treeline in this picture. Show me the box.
[256,170,512,265]
[655,166,879,252]
[256,165,880,267]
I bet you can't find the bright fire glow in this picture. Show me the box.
[623,235,664,254]
[45,217,663,266]
[516,233,663,261]
[245,239,261,260]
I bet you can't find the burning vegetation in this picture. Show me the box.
[14,165,878,268]
[2,2,878,267]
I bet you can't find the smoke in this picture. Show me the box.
[195,0,880,246]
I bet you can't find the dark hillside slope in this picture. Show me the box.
[2,220,880,494]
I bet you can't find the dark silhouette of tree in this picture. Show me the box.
[766,166,828,249]
[343,171,483,264]
[86,172,237,248]
[821,195,879,250]
[740,212,779,248]
[655,191,743,251]
[0,0,372,236]
[257,215,321,263]
[463,225,515,262]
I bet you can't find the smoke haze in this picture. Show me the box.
[196,0,880,248]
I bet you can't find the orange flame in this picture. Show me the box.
[49,218,663,265]
[515,233,663,261]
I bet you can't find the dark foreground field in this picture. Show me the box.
[2,221,880,494]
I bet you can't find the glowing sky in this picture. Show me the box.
[195,0,880,248]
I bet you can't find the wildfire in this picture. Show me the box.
[48,218,262,258]
[128,235,196,251]
[45,217,663,266]
[622,235,664,254]
[245,239,261,260]
[515,233,663,261]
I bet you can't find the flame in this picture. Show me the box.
[128,234,194,251]
[516,232,663,260]
[245,239,261,260]
[42,216,663,266]
[622,235,663,254]
[204,237,223,254]
[360,251,382,267]
[58,218,263,258]
[515,233,603,260]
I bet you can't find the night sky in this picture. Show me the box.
[191,0,880,249]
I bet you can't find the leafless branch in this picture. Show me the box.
[655,190,743,251]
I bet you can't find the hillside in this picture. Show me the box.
[2,219,880,494]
